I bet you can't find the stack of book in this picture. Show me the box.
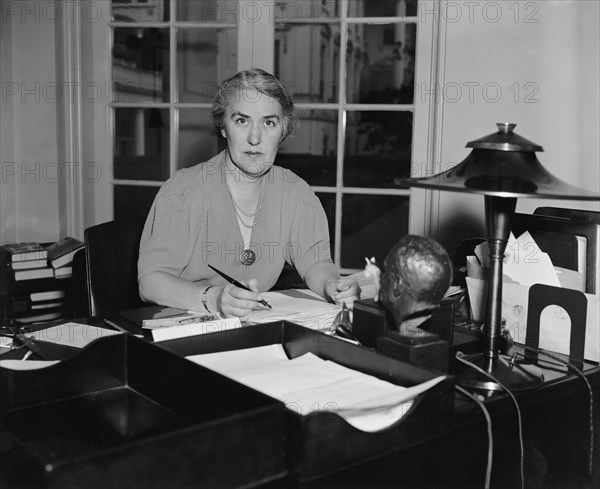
[46,237,84,279]
[0,238,83,325]
[3,242,53,281]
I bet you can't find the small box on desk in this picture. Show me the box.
[353,295,462,346]
[352,298,394,347]
[377,332,449,373]
[158,321,454,482]
[0,334,287,489]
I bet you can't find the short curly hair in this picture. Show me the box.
[211,68,298,144]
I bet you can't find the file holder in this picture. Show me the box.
[0,334,287,489]
[158,321,455,482]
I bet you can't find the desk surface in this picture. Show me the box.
[1,317,599,489]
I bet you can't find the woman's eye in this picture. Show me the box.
[235,117,247,125]
[265,120,277,127]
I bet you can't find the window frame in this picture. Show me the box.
[80,0,444,272]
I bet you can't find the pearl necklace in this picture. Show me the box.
[226,178,265,229]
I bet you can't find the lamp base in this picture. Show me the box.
[455,353,544,391]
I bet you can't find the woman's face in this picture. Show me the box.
[221,89,285,178]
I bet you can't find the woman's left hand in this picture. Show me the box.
[324,278,361,307]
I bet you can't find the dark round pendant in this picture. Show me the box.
[240,249,256,266]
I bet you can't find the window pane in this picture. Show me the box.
[277,109,337,186]
[178,109,221,170]
[114,185,159,220]
[347,23,415,104]
[177,28,238,103]
[344,111,412,188]
[357,0,418,17]
[316,192,336,257]
[114,108,170,181]
[274,24,341,103]
[176,0,240,22]
[341,194,409,269]
[274,1,339,21]
[111,0,169,22]
[112,28,170,103]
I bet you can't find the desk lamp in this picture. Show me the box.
[402,123,600,391]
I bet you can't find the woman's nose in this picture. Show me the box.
[247,124,261,145]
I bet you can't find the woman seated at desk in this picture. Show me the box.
[138,69,360,320]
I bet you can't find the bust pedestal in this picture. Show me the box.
[377,330,449,373]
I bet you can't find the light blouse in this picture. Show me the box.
[138,151,333,292]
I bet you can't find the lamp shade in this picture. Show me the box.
[404,123,599,200]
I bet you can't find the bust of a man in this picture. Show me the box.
[379,235,453,337]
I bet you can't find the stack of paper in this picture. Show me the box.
[465,231,598,361]
[246,290,341,333]
[187,344,445,432]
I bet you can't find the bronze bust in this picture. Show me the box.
[379,235,453,337]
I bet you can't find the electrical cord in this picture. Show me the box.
[456,351,525,489]
[522,345,594,477]
[455,384,493,489]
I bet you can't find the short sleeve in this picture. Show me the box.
[287,185,333,279]
[138,171,202,280]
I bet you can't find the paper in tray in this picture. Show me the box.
[158,321,454,482]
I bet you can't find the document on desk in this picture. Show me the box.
[0,359,61,370]
[246,290,341,332]
[27,322,121,348]
[187,345,445,432]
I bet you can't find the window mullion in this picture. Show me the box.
[170,0,177,176]
[333,0,349,268]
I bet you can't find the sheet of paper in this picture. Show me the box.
[27,322,121,348]
[246,291,341,332]
[187,344,289,375]
[0,359,61,370]
[503,231,560,287]
[187,345,446,432]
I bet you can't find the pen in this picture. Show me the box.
[207,264,272,309]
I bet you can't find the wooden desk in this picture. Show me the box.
[2,319,598,489]
[279,352,599,489]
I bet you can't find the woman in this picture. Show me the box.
[138,69,360,319]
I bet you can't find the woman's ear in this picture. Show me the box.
[220,128,226,138]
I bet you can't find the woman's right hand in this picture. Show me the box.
[212,279,263,320]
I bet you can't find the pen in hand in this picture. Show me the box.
[207,264,272,309]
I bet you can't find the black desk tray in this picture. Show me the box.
[0,334,287,489]
[159,321,455,482]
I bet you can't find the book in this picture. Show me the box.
[13,308,66,325]
[11,258,50,270]
[14,267,54,281]
[30,301,66,310]
[54,266,73,279]
[30,290,66,302]
[3,242,48,262]
[119,305,201,328]
[46,237,84,269]
[116,305,240,342]
[149,316,242,342]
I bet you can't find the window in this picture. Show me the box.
[108,0,432,272]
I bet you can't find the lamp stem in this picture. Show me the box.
[483,196,517,358]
